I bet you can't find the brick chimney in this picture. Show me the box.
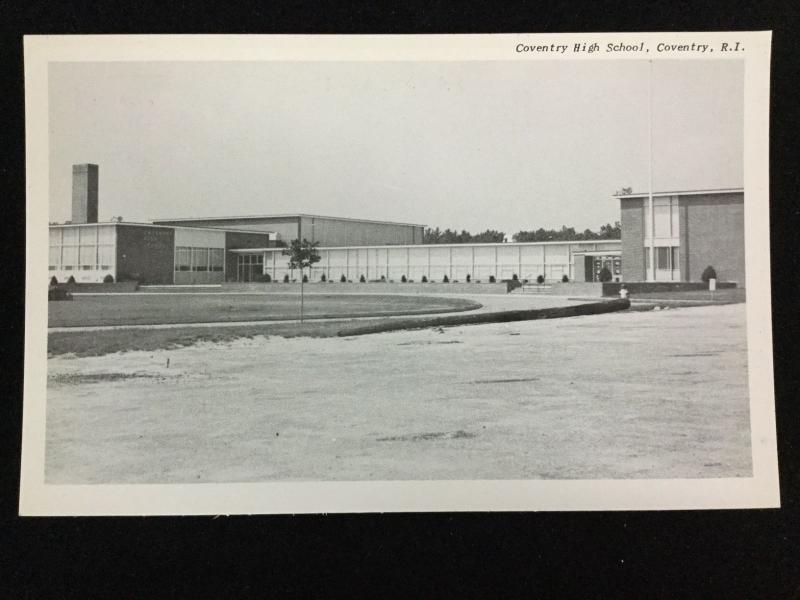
[71,163,98,224]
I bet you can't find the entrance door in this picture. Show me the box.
[584,256,593,282]
[654,246,680,281]
[237,254,264,282]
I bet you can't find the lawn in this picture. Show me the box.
[49,318,359,356]
[48,293,481,327]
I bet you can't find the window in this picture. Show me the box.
[79,245,96,268]
[192,248,209,272]
[649,246,680,274]
[97,225,115,244]
[62,245,78,268]
[175,247,191,271]
[654,204,671,238]
[650,197,679,239]
[49,246,60,269]
[62,228,79,245]
[656,247,670,270]
[210,248,224,272]
[79,226,97,244]
[98,245,115,267]
[671,200,680,237]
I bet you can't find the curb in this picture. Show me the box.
[337,299,631,337]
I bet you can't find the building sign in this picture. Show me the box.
[141,228,173,251]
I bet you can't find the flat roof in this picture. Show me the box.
[229,239,621,253]
[152,213,427,228]
[48,221,278,236]
[613,187,744,199]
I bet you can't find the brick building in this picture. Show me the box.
[617,188,745,286]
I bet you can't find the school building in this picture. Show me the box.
[48,164,745,288]
[617,188,745,286]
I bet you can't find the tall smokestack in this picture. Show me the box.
[71,163,98,224]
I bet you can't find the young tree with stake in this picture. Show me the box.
[282,238,322,323]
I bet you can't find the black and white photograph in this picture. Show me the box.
[20,33,778,514]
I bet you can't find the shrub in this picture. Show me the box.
[442,275,449,283]
[562,274,569,283]
[598,267,612,283]
[67,275,76,284]
[466,274,471,283]
[49,276,58,286]
[507,279,522,293]
[103,274,114,283]
[401,275,407,283]
[359,274,366,283]
[283,274,290,283]
[512,273,518,281]
[302,274,309,283]
[380,275,386,282]
[262,273,272,283]
[340,274,347,283]
[489,275,496,283]
[701,265,717,282]
[421,275,428,283]
[320,273,326,282]
[48,286,72,301]
[536,274,545,284]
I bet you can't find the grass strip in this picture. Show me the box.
[337,299,631,336]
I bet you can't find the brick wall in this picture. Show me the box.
[682,193,745,285]
[116,225,175,284]
[620,197,645,281]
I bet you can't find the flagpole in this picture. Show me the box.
[648,59,655,282]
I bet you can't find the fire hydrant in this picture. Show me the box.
[619,285,629,299]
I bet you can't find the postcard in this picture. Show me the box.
[21,32,777,514]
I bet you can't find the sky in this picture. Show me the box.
[48,59,743,234]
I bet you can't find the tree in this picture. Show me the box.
[598,221,621,239]
[282,238,321,322]
[423,227,506,244]
[513,222,621,242]
[471,229,506,243]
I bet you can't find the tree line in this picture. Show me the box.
[422,222,621,244]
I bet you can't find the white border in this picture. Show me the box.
[21,33,778,515]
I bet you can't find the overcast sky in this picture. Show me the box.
[49,59,743,234]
